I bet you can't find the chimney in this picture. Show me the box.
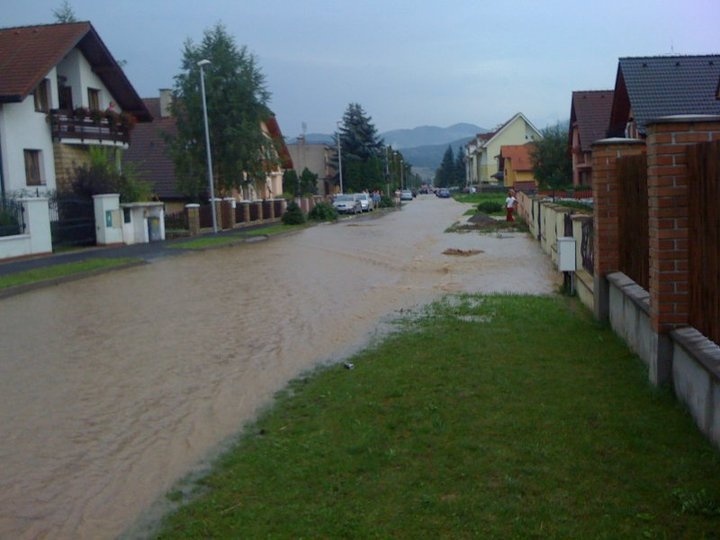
[159,88,172,118]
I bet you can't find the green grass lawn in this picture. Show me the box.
[168,223,306,250]
[0,257,140,290]
[156,294,720,538]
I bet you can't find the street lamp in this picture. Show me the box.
[198,59,218,233]
[336,121,343,194]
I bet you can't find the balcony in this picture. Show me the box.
[49,108,134,147]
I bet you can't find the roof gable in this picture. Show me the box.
[0,22,150,120]
[609,55,720,136]
[570,90,614,151]
[481,112,541,148]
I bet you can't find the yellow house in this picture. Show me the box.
[498,143,536,192]
[466,112,541,185]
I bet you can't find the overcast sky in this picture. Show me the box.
[5,0,719,137]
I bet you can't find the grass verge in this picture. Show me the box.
[168,224,306,250]
[0,257,140,290]
[156,294,720,538]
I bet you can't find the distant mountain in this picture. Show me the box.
[382,123,485,149]
[286,123,488,180]
[401,137,473,169]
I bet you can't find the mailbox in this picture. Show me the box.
[557,237,576,272]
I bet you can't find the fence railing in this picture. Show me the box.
[0,197,24,237]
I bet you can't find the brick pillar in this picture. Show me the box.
[240,201,251,223]
[590,138,646,320]
[254,200,264,222]
[645,115,720,384]
[222,198,236,229]
[185,203,200,236]
[266,199,276,220]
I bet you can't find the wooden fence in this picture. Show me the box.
[688,141,720,345]
[617,154,649,290]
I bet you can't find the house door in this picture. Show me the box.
[59,86,73,111]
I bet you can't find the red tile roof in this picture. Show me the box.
[570,90,614,152]
[0,22,150,120]
[500,143,534,171]
[124,98,180,199]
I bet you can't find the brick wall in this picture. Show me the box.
[645,116,720,334]
[590,138,646,319]
[52,143,91,192]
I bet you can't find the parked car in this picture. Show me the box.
[332,194,362,214]
[354,192,374,212]
[400,190,413,201]
[436,188,451,198]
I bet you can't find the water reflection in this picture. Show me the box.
[0,196,558,538]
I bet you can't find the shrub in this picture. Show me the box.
[282,201,306,225]
[308,201,338,222]
[377,194,395,208]
[477,201,503,214]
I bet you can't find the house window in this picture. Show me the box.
[88,88,100,110]
[24,150,45,186]
[33,79,50,112]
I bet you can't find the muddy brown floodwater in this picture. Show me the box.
[0,196,559,539]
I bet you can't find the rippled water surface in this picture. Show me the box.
[0,196,559,539]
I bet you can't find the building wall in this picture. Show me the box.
[53,143,95,192]
[0,91,57,195]
[57,49,120,112]
[0,48,124,197]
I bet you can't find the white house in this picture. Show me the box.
[0,21,150,200]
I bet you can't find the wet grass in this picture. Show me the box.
[156,294,720,538]
[0,257,140,290]
[168,224,307,250]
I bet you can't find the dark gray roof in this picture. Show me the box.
[611,55,720,135]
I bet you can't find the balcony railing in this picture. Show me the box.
[49,109,132,146]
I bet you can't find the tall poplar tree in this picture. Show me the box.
[169,24,276,200]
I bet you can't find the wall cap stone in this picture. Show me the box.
[671,326,720,382]
[647,114,720,126]
[591,137,645,147]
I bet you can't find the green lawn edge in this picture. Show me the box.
[154,294,720,538]
[0,257,142,290]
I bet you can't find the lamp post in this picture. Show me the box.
[198,59,218,233]
[336,121,343,194]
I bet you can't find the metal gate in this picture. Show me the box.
[49,195,96,248]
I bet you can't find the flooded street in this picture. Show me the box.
[0,196,559,539]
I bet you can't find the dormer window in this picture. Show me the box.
[33,79,49,112]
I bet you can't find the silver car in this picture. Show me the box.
[354,193,374,212]
[332,194,362,214]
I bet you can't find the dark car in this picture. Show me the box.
[436,188,451,198]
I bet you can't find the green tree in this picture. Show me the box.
[53,1,77,23]
[336,103,384,192]
[299,167,318,196]
[530,122,571,194]
[284,167,318,197]
[435,145,455,188]
[169,24,275,201]
[455,146,465,185]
